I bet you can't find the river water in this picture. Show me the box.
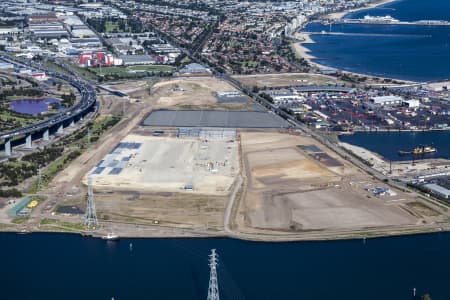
[1,232,449,300]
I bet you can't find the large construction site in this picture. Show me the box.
[26,76,449,240]
[235,132,427,235]
[89,129,239,195]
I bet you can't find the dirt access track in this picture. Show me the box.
[232,73,343,88]
[234,131,443,237]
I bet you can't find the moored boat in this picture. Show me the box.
[102,232,119,240]
[398,145,436,156]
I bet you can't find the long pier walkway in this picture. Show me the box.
[329,19,450,26]
[302,32,430,38]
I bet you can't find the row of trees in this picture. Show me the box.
[21,146,64,166]
[96,71,173,82]
[87,17,144,33]
[0,188,22,198]
[0,87,43,101]
[61,92,76,107]
[0,160,36,187]
[0,145,65,186]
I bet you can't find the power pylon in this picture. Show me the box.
[85,176,98,229]
[37,168,43,190]
[207,249,220,300]
[87,127,91,145]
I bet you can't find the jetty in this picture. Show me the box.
[325,19,450,27]
[302,32,430,38]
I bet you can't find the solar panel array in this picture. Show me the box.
[91,142,141,176]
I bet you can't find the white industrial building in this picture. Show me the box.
[402,99,420,108]
[424,183,450,200]
[313,110,329,120]
[120,55,156,66]
[371,95,403,106]
[269,91,304,105]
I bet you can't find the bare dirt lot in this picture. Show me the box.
[128,77,255,110]
[235,131,427,233]
[232,73,343,88]
[89,133,239,196]
[95,191,225,230]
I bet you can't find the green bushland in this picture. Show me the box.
[0,114,121,196]
[28,115,121,192]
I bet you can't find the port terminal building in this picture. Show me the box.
[423,183,450,200]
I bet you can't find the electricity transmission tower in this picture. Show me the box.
[207,249,220,300]
[85,176,98,229]
[37,168,43,190]
[87,127,91,145]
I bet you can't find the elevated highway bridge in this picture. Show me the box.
[0,55,97,156]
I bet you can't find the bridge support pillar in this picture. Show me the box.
[4,138,11,156]
[43,129,49,141]
[57,124,63,134]
[70,120,75,127]
[25,134,32,148]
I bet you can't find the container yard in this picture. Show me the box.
[263,85,450,131]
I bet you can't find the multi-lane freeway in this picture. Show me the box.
[0,55,97,141]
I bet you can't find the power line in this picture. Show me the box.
[207,249,220,300]
[87,127,91,145]
[37,167,43,191]
[84,176,98,230]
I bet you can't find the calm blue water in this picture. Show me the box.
[1,232,450,300]
[303,0,450,81]
[339,131,450,161]
[10,98,61,115]
[345,0,450,21]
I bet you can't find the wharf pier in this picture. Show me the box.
[324,19,450,26]
[302,31,430,38]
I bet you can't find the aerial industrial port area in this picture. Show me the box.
[1,0,450,243]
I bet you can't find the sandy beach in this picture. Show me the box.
[292,32,314,60]
[293,0,400,63]
[291,32,329,71]
[291,0,416,84]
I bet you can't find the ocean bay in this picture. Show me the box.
[302,0,450,81]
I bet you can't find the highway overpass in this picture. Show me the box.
[0,55,97,156]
